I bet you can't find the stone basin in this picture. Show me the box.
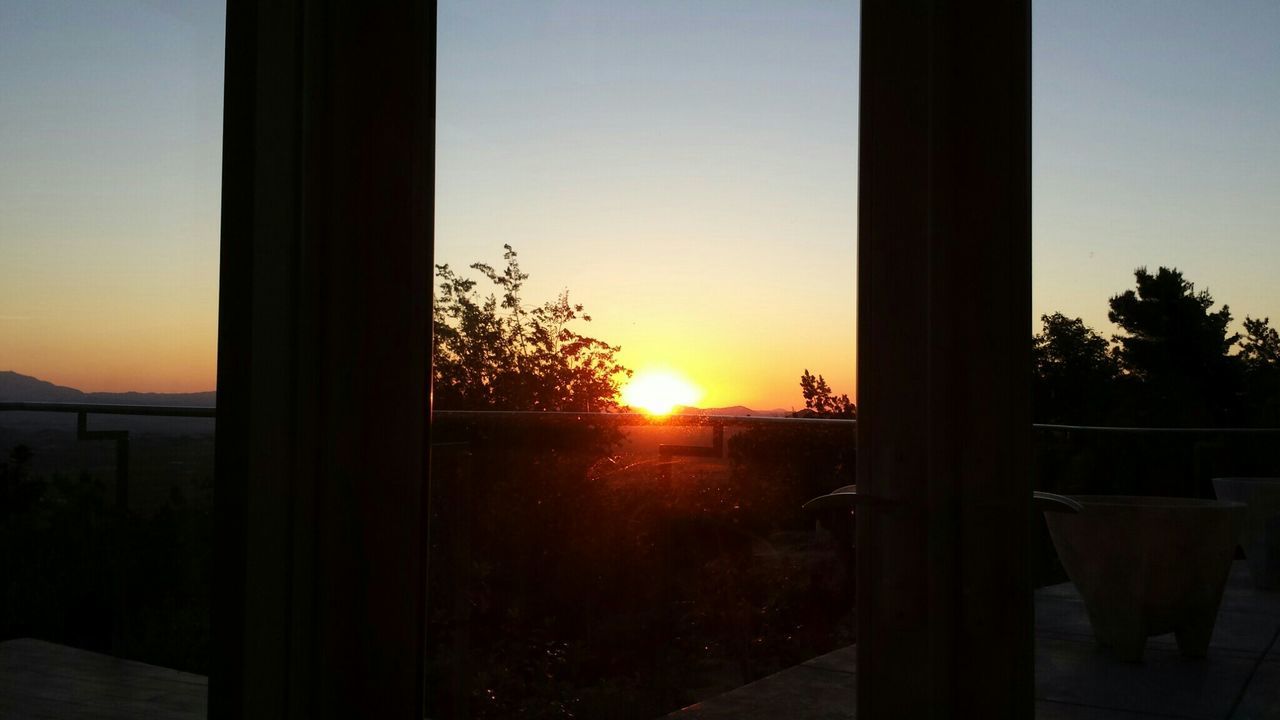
[1044,495,1244,662]
[1212,477,1280,589]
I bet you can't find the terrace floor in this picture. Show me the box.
[0,638,206,720]
[670,561,1280,719]
[1,562,1276,719]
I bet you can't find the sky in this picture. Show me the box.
[1034,1,1280,340]
[435,0,859,410]
[0,0,224,392]
[1,1,1278,409]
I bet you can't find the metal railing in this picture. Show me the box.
[0,402,215,508]
[1034,422,1280,436]
[4,401,1279,507]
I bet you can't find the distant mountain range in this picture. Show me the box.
[0,371,216,407]
[0,371,792,416]
[675,404,790,418]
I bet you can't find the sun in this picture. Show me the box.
[621,369,703,416]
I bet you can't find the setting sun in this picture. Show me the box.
[621,369,703,416]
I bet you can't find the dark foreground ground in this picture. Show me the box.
[671,560,1280,720]
[1,562,1276,719]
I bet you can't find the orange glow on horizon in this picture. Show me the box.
[621,369,703,416]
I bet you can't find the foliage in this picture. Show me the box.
[1031,313,1120,424]
[1240,316,1280,371]
[797,370,855,418]
[427,248,853,717]
[1107,266,1242,425]
[1029,269,1280,578]
[720,372,856,523]
[0,444,42,518]
[1240,317,1280,424]
[0,445,212,673]
[1031,267,1280,427]
[425,419,853,719]
[433,245,632,412]
[728,424,854,504]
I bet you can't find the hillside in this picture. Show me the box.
[0,371,216,406]
[675,405,790,418]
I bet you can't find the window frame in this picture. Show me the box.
[212,1,1031,717]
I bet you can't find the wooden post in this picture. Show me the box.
[212,1,435,717]
[856,2,1032,717]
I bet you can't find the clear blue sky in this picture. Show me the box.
[1034,0,1280,336]
[1,1,1277,405]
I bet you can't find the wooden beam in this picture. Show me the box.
[212,2,435,717]
[856,2,1032,717]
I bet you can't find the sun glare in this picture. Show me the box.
[621,370,703,416]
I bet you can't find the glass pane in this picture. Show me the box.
[431,1,859,716]
[0,1,224,716]
[1033,2,1280,715]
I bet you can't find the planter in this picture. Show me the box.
[1044,496,1244,662]
[1212,477,1280,589]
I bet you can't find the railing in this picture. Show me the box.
[5,401,1280,508]
[0,402,217,418]
[1034,423,1280,436]
[431,410,851,425]
[433,410,854,482]
[0,402,216,509]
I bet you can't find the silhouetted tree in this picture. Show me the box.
[1241,317,1280,370]
[1240,316,1280,425]
[797,370,855,418]
[1031,313,1120,424]
[433,245,632,411]
[0,444,40,518]
[1107,267,1242,425]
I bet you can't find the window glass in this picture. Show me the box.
[1033,2,1280,714]
[431,1,859,716]
[0,1,223,714]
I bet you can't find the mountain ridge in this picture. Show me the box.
[674,404,790,418]
[1,371,791,415]
[0,371,216,406]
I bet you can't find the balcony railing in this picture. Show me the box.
[0,402,215,509]
[5,403,1279,717]
[5,400,1280,507]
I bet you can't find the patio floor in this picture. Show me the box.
[2,562,1276,719]
[0,638,206,720]
[670,561,1280,719]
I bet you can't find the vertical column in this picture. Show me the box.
[856,2,1031,718]
[213,1,435,718]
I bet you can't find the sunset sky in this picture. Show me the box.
[2,0,1278,409]
[0,1,224,393]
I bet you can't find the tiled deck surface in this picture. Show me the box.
[671,561,1280,719]
[0,638,207,719]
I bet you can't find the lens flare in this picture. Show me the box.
[621,369,703,415]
